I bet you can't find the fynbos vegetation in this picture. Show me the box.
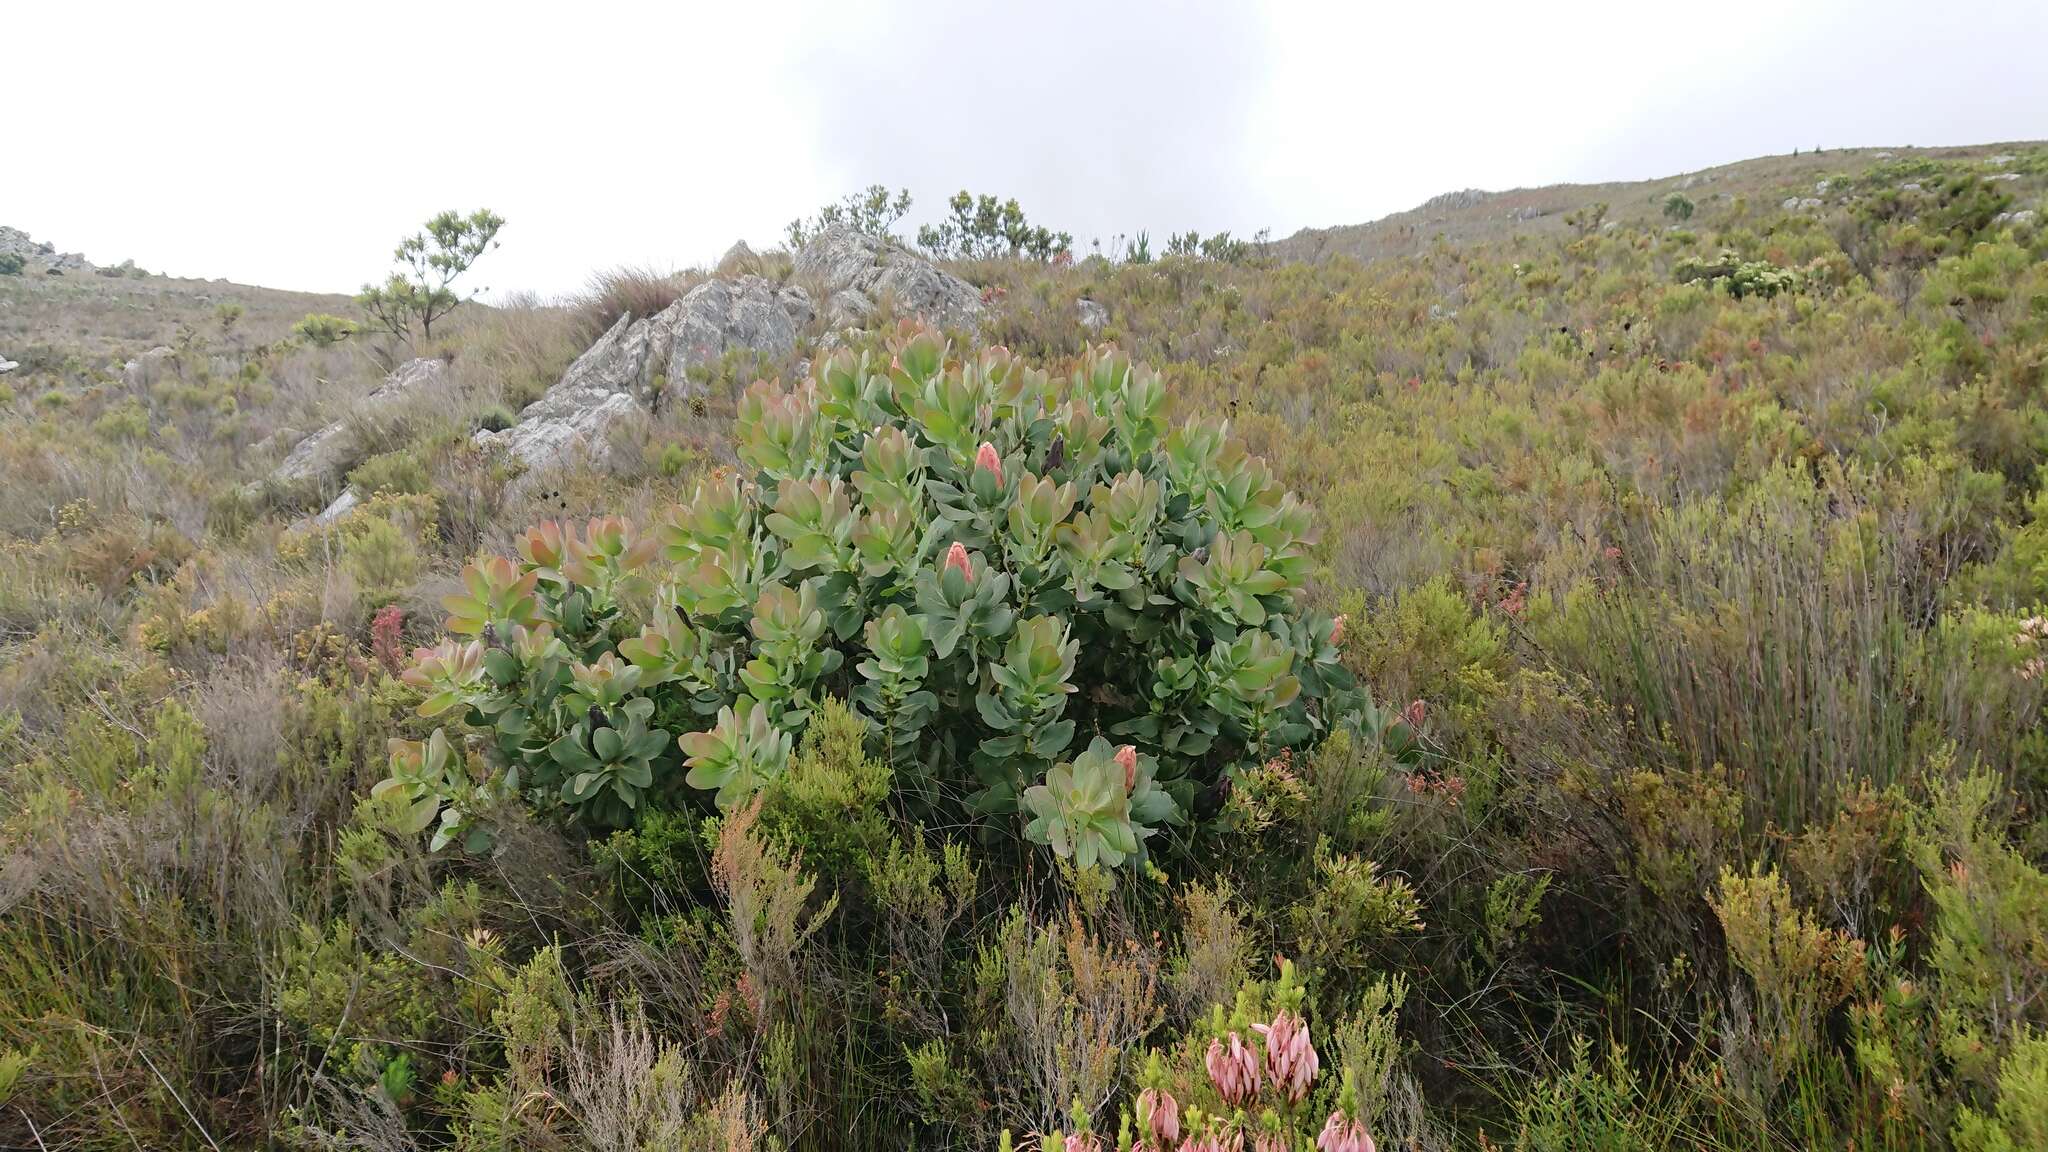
[2,143,2047,1152]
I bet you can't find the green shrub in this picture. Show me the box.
[348,448,432,495]
[1675,247,1807,298]
[292,312,360,347]
[393,327,1355,867]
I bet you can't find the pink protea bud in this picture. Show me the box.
[1137,1088,1180,1145]
[1403,698,1425,729]
[1064,1131,1102,1152]
[1316,1113,1375,1152]
[1251,1010,1319,1104]
[1252,1133,1289,1152]
[1115,744,1139,790]
[1329,614,1347,646]
[975,441,1003,484]
[944,541,973,580]
[1205,1032,1261,1107]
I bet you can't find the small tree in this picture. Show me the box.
[0,252,23,276]
[1663,192,1695,223]
[786,185,913,249]
[357,209,505,345]
[1565,201,1610,237]
[917,191,1072,262]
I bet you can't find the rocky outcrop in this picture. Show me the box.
[0,227,53,264]
[794,224,982,332]
[122,346,175,390]
[1077,298,1108,333]
[0,226,99,275]
[311,488,361,527]
[716,240,764,277]
[1418,188,1492,213]
[666,276,813,398]
[476,274,813,478]
[473,312,649,476]
[477,231,972,483]
[271,357,448,487]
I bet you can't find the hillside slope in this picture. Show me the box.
[0,226,352,373]
[1275,140,2044,263]
[4,143,2048,1151]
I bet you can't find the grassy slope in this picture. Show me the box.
[1275,140,2044,263]
[0,263,351,372]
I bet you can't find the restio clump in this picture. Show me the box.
[391,323,1355,869]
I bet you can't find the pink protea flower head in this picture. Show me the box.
[1063,1131,1102,1152]
[1252,1009,1319,1104]
[1329,614,1347,646]
[1205,1032,1261,1107]
[1115,744,1139,790]
[1403,698,1426,729]
[944,541,973,580]
[975,441,1003,484]
[1181,1129,1242,1152]
[1251,1133,1289,1152]
[1315,1113,1375,1152]
[1137,1088,1180,1145]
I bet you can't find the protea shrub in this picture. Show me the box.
[386,322,1357,870]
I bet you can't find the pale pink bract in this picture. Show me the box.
[1315,1112,1376,1152]
[1252,1009,1319,1103]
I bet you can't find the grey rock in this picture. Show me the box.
[1815,180,1831,194]
[270,357,447,486]
[662,276,812,400]
[1987,173,2022,183]
[1989,154,2017,165]
[122,346,175,390]
[1782,197,1825,211]
[0,226,54,262]
[1995,209,2038,227]
[794,224,982,332]
[476,389,641,476]
[716,239,763,277]
[1077,298,1108,332]
[479,262,836,482]
[472,312,656,478]
[1874,150,1895,159]
[0,357,17,375]
[475,273,816,479]
[312,488,361,526]
[1901,182,1924,192]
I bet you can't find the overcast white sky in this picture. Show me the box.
[10,1,2043,299]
